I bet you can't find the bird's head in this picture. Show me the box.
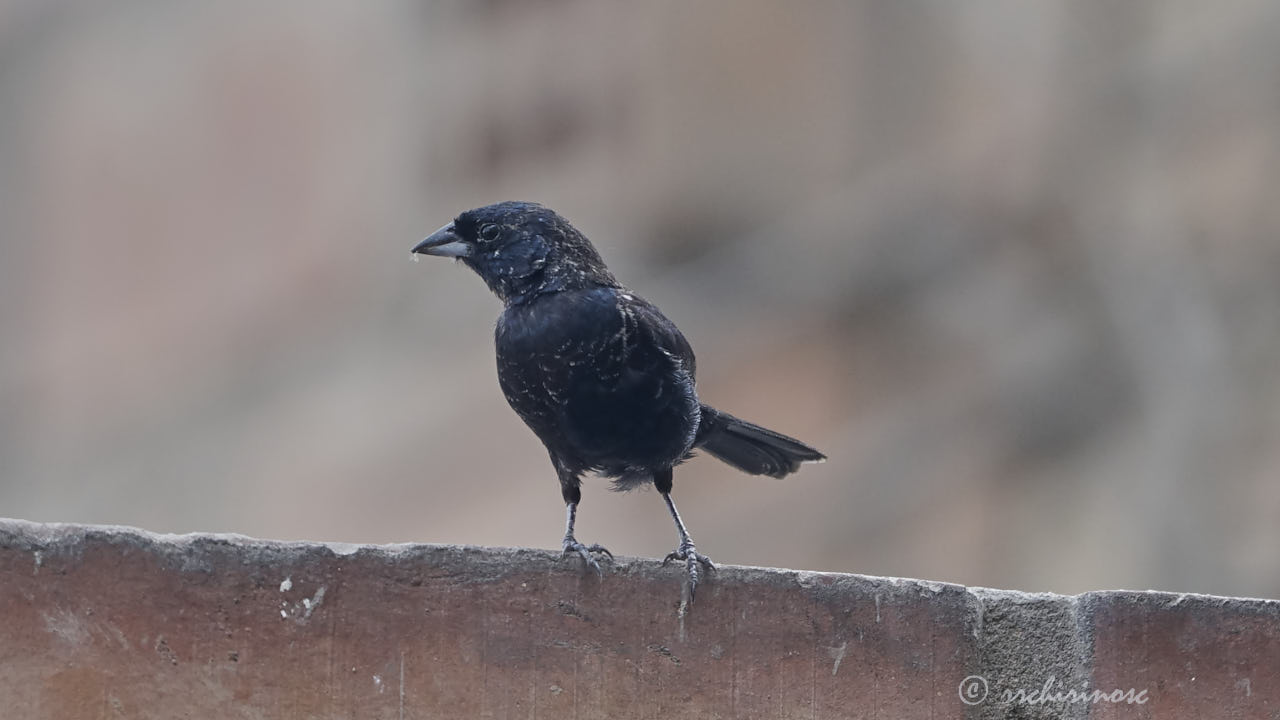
[413,201,619,305]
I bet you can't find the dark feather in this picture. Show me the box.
[696,405,826,478]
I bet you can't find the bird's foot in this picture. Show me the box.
[663,542,715,603]
[562,536,612,576]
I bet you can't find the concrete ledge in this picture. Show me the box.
[1,519,1276,719]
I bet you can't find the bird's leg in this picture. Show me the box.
[561,501,612,576]
[555,463,612,575]
[659,488,715,603]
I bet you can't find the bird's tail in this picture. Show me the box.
[695,405,826,478]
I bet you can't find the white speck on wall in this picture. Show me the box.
[875,594,881,623]
[373,674,384,693]
[280,577,292,592]
[302,586,326,619]
[276,585,327,622]
[33,551,42,575]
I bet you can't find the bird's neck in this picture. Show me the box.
[500,255,619,306]
[504,278,619,308]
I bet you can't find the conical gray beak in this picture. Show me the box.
[412,223,472,258]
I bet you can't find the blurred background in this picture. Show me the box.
[2,0,1278,599]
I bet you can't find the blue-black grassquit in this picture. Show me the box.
[413,201,824,603]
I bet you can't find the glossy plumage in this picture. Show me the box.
[413,201,825,606]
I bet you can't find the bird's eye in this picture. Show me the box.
[478,224,501,243]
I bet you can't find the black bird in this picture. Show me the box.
[413,201,824,602]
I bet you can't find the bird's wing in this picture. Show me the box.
[620,292,697,382]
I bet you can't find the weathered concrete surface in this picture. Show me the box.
[0,519,1276,719]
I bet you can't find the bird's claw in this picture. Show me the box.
[663,542,715,602]
[562,537,612,576]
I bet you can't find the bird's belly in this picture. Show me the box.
[499,353,697,473]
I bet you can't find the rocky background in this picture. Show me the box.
[2,1,1278,598]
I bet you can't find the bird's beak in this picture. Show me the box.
[412,223,472,258]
